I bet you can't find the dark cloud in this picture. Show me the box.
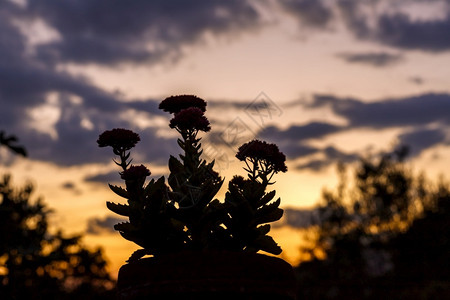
[279,93,450,171]
[308,93,450,128]
[208,99,253,110]
[84,171,121,185]
[86,216,125,235]
[336,0,370,38]
[282,143,319,159]
[375,12,450,52]
[258,122,343,160]
[279,0,333,29]
[398,128,448,157]
[337,52,404,67]
[0,3,182,167]
[260,122,343,141]
[323,145,359,161]
[26,0,262,65]
[337,0,450,52]
[296,146,359,171]
[296,159,330,172]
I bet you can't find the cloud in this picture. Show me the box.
[259,122,343,160]
[0,3,181,167]
[375,11,450,52]
[398,128,448,157]
[274,92,450,170]
[260,122,343,142]
[337,52,404,67]
[336,0,450,52]
[279,0,333,29]
[86,216,125,235]
[296,146,359,171]
[26,0,263,65]
[308,93,450,128]
[84,171,121,185]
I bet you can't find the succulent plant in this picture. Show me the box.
[98,95,287,261]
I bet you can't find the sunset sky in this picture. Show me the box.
[1,0,450,275]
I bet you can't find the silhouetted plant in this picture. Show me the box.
[98,95,287,261]
[221,140,286,254]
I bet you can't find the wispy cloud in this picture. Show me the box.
[337,52,404,67]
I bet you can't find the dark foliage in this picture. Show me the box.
[0,132,115,299]
[295,146,450,299]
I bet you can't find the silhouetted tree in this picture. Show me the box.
[0,132,115,299]
[296,146,450,299]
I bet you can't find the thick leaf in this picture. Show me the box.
[256,190,276,207]
[127,248,152,262]
[109,184,129,199]
[168,155,184,175]
[253,235,282,255]
[144,176,166,198]
[256,198,281,216]
[254,207,284,225]
[106,201,130,217]
[257,224,271,235]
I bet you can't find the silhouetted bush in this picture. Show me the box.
[296,146,450,299]
[0,132,115,299]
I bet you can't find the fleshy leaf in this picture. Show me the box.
[106,201,130,217]
[257,190,276,207]
[252,235,282,255]
[127,248,152,262]
[114,222,137,232]
[108,184,129,199]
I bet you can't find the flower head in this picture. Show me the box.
[230,175,246,187]
[120,164,151,181]
[97,128,140,151]
[236,139,287,173]
[169,107,211,132]
[159,95,207,114]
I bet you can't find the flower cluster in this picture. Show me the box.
[120,165,151,181]
[236,139,288,174]
[230,175,245,187]
[169,107,211,132]
[160,95,211,134]
[97,128,140,151]
[159,95,206,114]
